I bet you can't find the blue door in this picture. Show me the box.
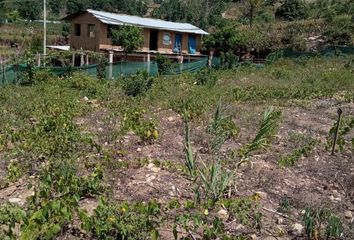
[188,34,197,54]
[174,34,182,53]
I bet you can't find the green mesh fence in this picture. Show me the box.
[0,57,210,86]
[282,46,354,58]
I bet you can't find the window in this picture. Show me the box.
[107,25,114,39]
[74,24,81,36]
[87,24,95,38]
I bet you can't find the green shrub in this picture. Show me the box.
[67,72,102,97]
[156,54,175,75]
[195,68,218,87]
[121,70,154,96]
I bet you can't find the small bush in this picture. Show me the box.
[195,68,218,87]
[121,70,154,96]
[156,54,175,75]
[67,72,102,97]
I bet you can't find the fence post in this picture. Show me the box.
[208,50,214,68]
[0,58,5,85]
[72,52,75,67]
[331,108,343,156]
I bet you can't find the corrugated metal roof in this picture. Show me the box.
[86,9,209,35]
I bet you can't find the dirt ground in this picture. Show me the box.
[1,98,354,239]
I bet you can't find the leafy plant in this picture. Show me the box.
[0,203,26,239]
[278,137,317,167]
[121,70,154,97]
[120,108,159,143]
[220,194,262,228]
[80,198,160,240]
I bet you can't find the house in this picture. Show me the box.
[63,9,209,60]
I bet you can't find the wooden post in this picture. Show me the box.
[331,108,343,156]
[85,54,89,66]
[36,53,41,67]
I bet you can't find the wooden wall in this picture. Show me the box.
[69,12,101,51]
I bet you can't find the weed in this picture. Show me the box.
[0,203,26,239]
[120,108,159,143]
[195,68,218,87]
[278,137,317,167]
[303,206,343,240]
[6,160,22,183]
[278,197,291,214]
[220,195,262,228]
[326,116,354,153]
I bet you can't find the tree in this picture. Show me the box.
[275,0,308,21]
[0,0,6,23]
[324,15,354,53]
[244,0,264,27]
[111,25,144,60]
[16,0,42,20]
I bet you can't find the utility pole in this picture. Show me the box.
[43,0,47,66]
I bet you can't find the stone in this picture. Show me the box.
[167,117,175,122]
[235,224,246,231]
[137,147,142,152]
[256,191,268,200]
[8,198,23,205]
[146,175,156,183]
[291,223,304,236]
[250,234,258,240]
[276,217,284,225]
[217,209,229,221]
[263,237,277,240]
[344,211,353,219]
[147,163,161,173]
[83,96,89,101]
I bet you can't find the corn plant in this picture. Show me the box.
[207,99,239,153]
[238,107,281,166]
[199,161,233,204]
[183,112,196,180]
